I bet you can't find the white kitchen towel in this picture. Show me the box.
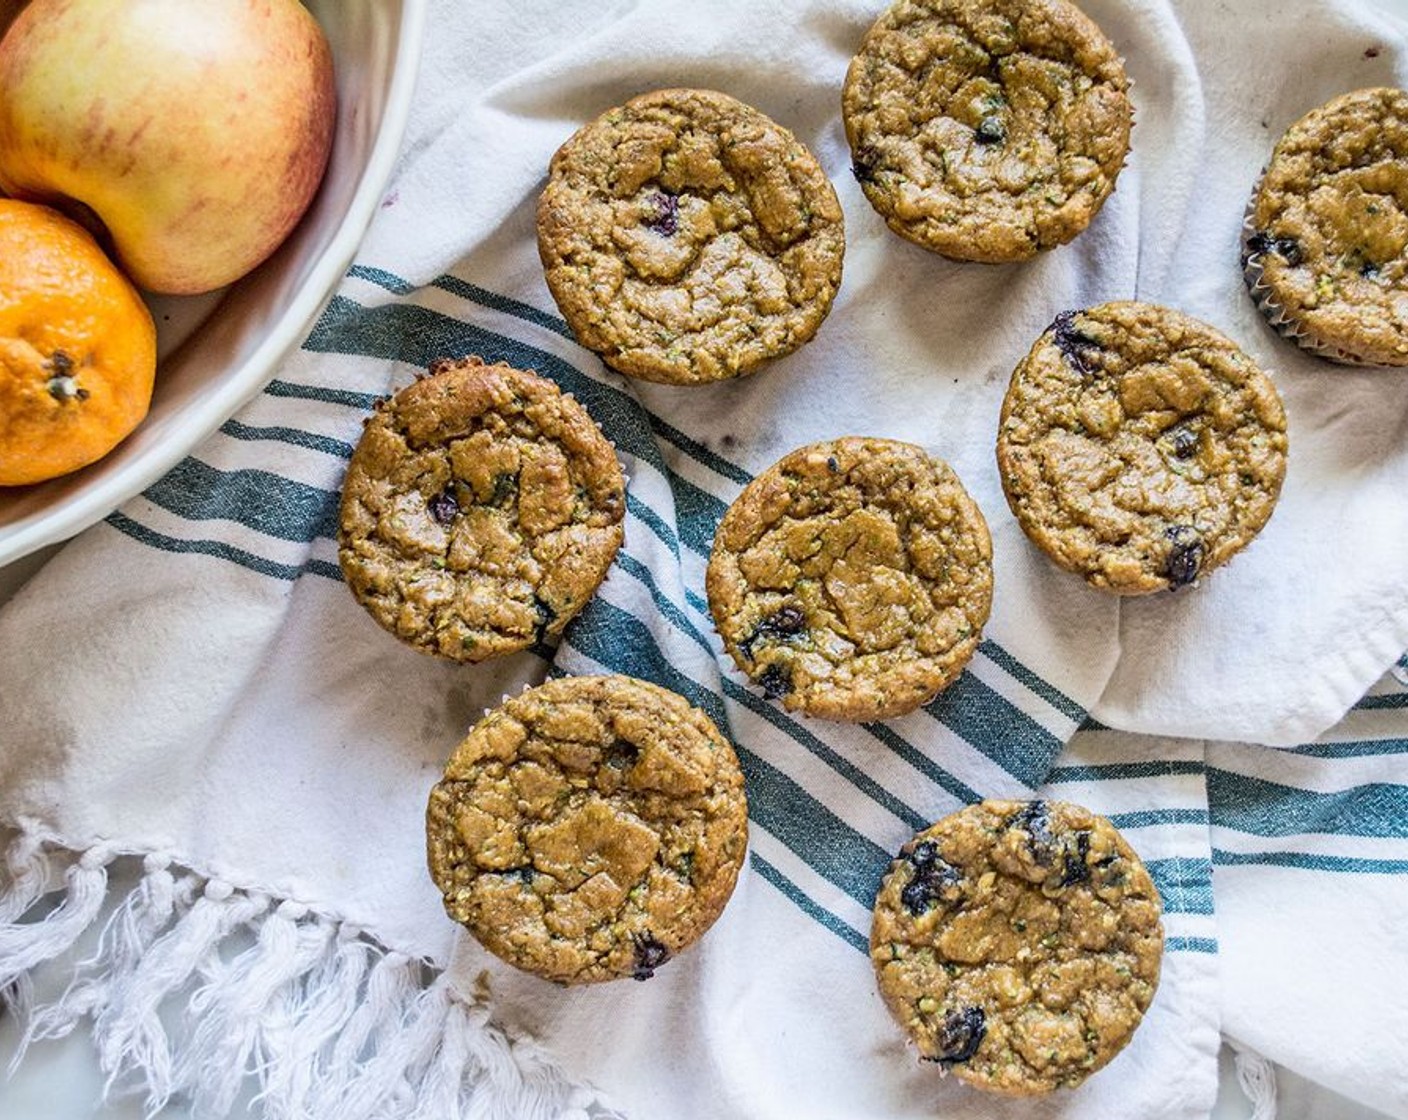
[1,1,1407,1119]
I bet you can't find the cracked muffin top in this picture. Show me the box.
[871,799,1163,1095]
[426,674,748,984]
[842,0,1132,262]
[337,356,624,661]
[537,87,845,384]
[1243,87,1408,366]
[706,437,993,722]
[996,302,1288,595]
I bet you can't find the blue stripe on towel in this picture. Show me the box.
[1212,849,1408,875]
[1208,768,1408,839]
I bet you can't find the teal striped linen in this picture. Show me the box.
[103,269,1408,970]
[78,263,1408,1120]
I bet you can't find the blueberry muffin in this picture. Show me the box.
[842,0,1132,262]
[871,799,1164,1094]
[338,356,624,660]
[996,302,1287,593]
[706,437,992,721]
[538,88,845,384]
[426,674,748,983]
[1243,87,1408,366]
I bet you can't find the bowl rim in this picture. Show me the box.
[0,0,429,568]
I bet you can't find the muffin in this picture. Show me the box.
[871,799,1164,1094]
[996,302,1288,594]
[1243,86,1408,366]
[706,437,993,721]
[842,0,1132,262]
[426,674,748,983]
[338,356,624,660]
[538,87,845,384]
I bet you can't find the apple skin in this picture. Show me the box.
[0,0,335,295]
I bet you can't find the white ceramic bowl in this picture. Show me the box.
[0,0,427,566]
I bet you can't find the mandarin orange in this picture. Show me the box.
[0,198,156,486]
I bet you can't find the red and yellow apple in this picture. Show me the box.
[0,0,336,295]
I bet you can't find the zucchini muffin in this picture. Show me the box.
[537,87,845,384]
[426,674,748,984]
[841,0,1132,262]
[338,356,624,661]
[871,799,1164,1095]
[996,302,1288,594]
[706,437,992,722]
[1243,87,1408,366]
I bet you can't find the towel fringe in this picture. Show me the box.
[1232,1042,1278,1120]
[0,827,623,1120]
